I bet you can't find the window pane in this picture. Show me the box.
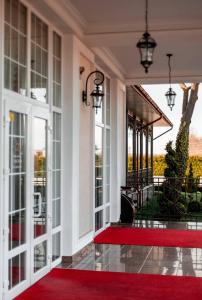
[53,32,61,108]
[52,113,61,228]
[4,0,27,94]
[31,13,48,103]
[95,211,103,231]
[34,241,47,272]
[9,252,26,289]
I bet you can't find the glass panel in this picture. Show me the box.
[4,0,27,94]
[19,35,26,65]
[19,4,27,34]
[9,112,27,250]
[106,206,110,225]
[4,58,10,89]
[11,0,18,29]
[53,32,61,58]
[52,113,61,228]
[33,118,47,238]
[95,126,103,207]
[31,13,48,103]
[106,78,110,125]
[148,134,152,168]
[106,184,110,203]
[9,252,26,290]
[95,187,103,208]
[4,24,10,57]
[53,32,61,108]
[95,97,103,124]
[52,198,60,228]
[19,66,26,96]
[11,61,18,92]
[95,210,103,231]
[11,29,18,61]
[5,0,11,23]
[143,132,147,169]
[128,125,133,171]
[34,241,47,272]
[136,131,141,170]
[52,232,60,262]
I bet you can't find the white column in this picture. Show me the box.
[0,0,4,296]
[110,79,126,222]
[61,34,80,256]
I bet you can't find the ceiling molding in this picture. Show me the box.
[99,48,126,76]
[85,21,202,35]
[61,0,88,30]
[92,47,125,81]
[42,0,85,37]
[85,27,202,47]
[126,74,202,85]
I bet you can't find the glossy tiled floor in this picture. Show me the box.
[58,221,202,277]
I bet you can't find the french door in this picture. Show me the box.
[3,98,51,299]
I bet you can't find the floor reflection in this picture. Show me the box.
[57,221,202,277]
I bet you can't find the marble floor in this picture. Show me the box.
[57,220,202,277]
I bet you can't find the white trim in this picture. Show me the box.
[42,0,84,38]
[76,231,94,253]
[93,47,125,82]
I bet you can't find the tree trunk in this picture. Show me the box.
[175,83,199,177]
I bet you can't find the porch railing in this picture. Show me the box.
[123,176,202,222]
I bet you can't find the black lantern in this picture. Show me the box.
[82,70,105,113]
[165,54,176,111]
[137,0,157,73]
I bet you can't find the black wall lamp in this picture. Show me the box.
[81,67,105,113]
[137,0,157,73]
[165,54,176,111]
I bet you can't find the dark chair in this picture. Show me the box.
[120,193,136,224]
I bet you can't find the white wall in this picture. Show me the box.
[62,35,95,256]
[61,30,127,256]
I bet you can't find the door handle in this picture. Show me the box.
[33,192,42,217]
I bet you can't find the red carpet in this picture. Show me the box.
[94,227,202,248]
[16,268,202,300]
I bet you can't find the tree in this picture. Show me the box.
[175,83,199,177]
[158,141,186,218]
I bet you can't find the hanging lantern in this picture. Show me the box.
[137,0,157,73]
[165,54,176,110]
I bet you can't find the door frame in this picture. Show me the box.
[3,96,51,299]
[30,106,52,285]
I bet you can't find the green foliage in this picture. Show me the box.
[158,141,187,219]
[175,126,189,177]
[188,199,201,212]
[187,163,199,193]
[164,141,178,178]
[153,156,202,177]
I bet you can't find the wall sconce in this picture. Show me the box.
[136,0,157,73]
[81,68,105,113]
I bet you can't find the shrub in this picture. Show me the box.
[188,200,201,212]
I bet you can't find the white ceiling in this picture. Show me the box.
[66,0,202,83]
[39,0,202,84]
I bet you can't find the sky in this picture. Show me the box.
[143,84,202,155]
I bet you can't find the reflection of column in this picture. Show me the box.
[163,247,178,275]
[181,248,196,276]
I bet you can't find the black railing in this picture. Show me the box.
[135,176,202,221]
[127,168,152,189]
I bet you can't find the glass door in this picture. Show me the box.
[31,108,51,284]
[4,100,31,299]
[4,100,51,299]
